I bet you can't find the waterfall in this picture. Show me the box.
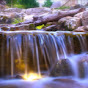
[0,31,88,79]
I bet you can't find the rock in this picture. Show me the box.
[58,16,72,24]
[10,12,23,19]
[51,78,85,88]
[0,4,6,11]
[1,26,9,31]
[28,23,35,30]
[74,26,85,32]
[15,75,23,79]
[70,4,85,10]
[78,55,88,78]
[0,10,24,24]
[10,26,20,31]
[0,14,12,24]
[74,12,83,19]
[25,7,51,15]
[58,16,81,31]
[50,59,73,77]
[43,22,60,31]
[84,25,88,31]
[65,17,81,30]
[4,8,23,13]
[82,11,88,26]
[23,14,34,21]
[42,25,59,31]
[10,23,35,31]
[51,1,62,8]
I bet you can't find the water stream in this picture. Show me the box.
[0,31,88,88]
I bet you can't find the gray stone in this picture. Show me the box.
[50,59,73,77]
[74,26,85,32]
[82,11,88,26]
[4,8,23,13]
[0,14,12,24]
[58,16,81,30]
[70,4,85,10]
[74,12,83,19]
[51,1,62,8]
[25,7,51,15]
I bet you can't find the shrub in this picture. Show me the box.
[43,0,52,7]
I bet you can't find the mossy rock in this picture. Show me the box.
[50,59,73,77]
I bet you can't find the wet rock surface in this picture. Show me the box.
[50,59,73,77]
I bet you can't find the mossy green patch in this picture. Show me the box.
[36,24,45,29]
[57,6,70,10]
[12,18,24,24]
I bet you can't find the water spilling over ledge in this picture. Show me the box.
[0,31,88,88]
[0,31,88,79]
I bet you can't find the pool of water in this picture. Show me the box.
[0,77,88,88]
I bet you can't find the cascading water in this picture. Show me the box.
[0,31,88,88]
[0,31,88,78]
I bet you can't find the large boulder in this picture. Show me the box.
[51,1,62,8]
[50,59,73,77]
[82,11,88,26]
[58,16,81,31]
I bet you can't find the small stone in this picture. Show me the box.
[15,75,23,79]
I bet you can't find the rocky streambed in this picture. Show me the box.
[0,5,88,32]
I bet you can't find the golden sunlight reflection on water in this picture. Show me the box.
[23,73,42,81]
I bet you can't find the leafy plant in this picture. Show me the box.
[6,0,18,7]
[5,0,39,8]
[36,24,45,29]
[12,18,24,24]
[19,0,39,8]
[13,4,24,8]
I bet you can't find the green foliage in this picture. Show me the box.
[36,24,44,29]
[12,18,24,24]
[13,4,24,8]
[6,0,18,6]
[19,0,39,8]
[5,0,39,8]
[57,6,70,10]
[43,0,52,7]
